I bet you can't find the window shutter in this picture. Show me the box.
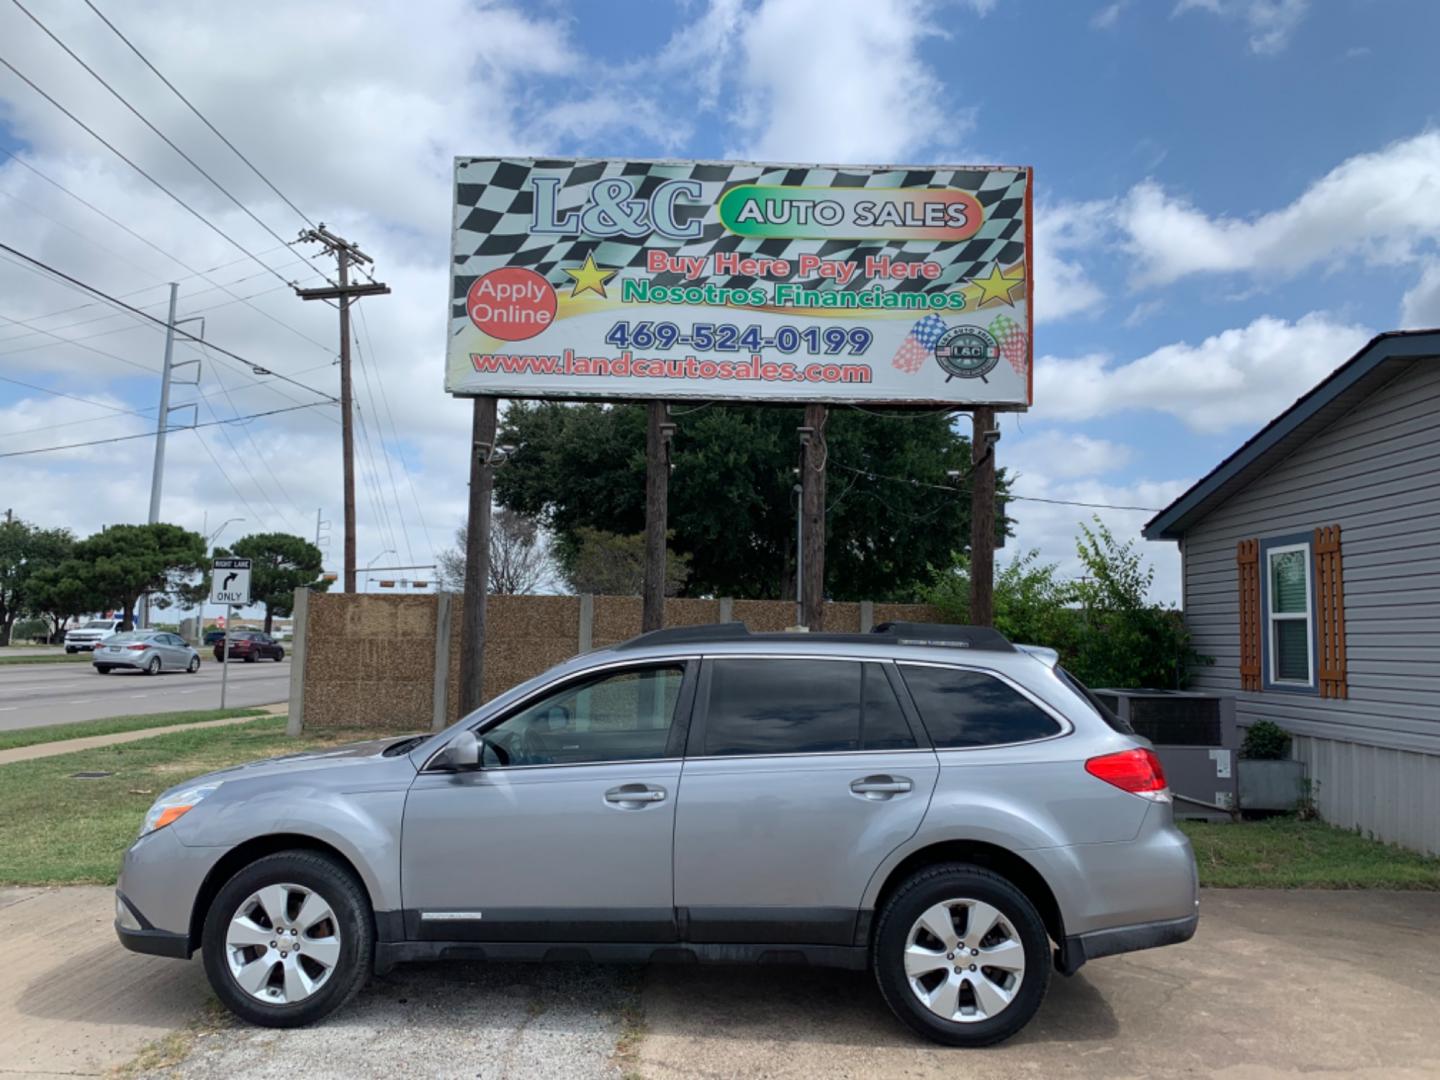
[1314,524,1348,699]
[1236,539,1261,692]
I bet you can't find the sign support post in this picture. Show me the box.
[460,396,497,715]
[642,402,673,632]
[209,556,252,709]
[220,606,232,709]
[800,404,828,630]
[968,408,997,628]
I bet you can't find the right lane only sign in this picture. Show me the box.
[210,557,252,606]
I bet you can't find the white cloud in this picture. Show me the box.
[724,0,959,163]
[1400,261,1440,328]
[1036,312,1373,432]
[1092,2,1128,30]
[1174,0,1309,54]
[1032,200,1109,322]
[1007,431,1133,479]
[1120,132,1440,287]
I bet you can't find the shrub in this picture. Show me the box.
[1241,719,1292,760]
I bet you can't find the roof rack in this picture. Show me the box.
[612,622,751,651]
[870,622,1016,652]
[611,620,1015,653]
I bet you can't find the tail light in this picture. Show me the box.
[126,644,148,651]
[1085,748,1169,801]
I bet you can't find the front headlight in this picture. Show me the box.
[139,783,220,837]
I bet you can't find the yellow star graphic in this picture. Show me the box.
[968,264,1025,307]
[563,253,618,298]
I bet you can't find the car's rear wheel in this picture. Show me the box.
[95,665,111,674]
[187,655,201,673]
[145,656,161,676]
[873,864,1050,1047]
[202,851,372,1028]
[244,652,256,663]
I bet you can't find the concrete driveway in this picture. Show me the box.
[4,887,1438,1079]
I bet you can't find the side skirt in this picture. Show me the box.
[373,939,869,976]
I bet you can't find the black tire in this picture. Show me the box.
[145,656,161,676]
[187,655,201,673]
[95,665,111,674]
[872,864,1050,1047]
[65,647,76,654]
[275,648,285,662]
[244,652,256,663]
[202,850,373,1028]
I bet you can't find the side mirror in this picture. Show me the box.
[432,730,481,771]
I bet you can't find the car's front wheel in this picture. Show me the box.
[275,648,285,662]
[187,655,201,673]
[872,864,1050,1047]
[202,851,373,1028]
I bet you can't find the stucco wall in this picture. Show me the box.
[299,592,941,731]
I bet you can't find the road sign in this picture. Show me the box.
[210,557,252,606]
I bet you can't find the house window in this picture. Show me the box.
[1265,542,1313,687]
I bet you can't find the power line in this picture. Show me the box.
[0,51,295,290]
[9,0,323,286]
[189,424,266,527]
[0,372,150,419]
[83,0,319,231]
[351,319,412,563]
[0,401,335,458]
[0,240,338,402]
[0,149,333,352]
[830,462,1162,513]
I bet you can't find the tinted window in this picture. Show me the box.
[704,659,860,755]
[899,665,1062,748]
[484,665,685,766]
[1057,666,1133,734]
[861,664,916,750]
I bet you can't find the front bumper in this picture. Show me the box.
[1056,910,1198,975]
[114,891,191,959]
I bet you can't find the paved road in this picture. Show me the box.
[0,658,290,730]
[4,887,1438,1078]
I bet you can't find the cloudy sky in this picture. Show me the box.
[2,0,1437,604]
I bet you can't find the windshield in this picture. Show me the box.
[106,632,157,643]
[84,620,116,629]
[1056,666,1135,735]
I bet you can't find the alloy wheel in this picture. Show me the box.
[225,883,342,1005]
[902,898,1026,1023]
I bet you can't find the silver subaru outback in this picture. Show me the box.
[115,622,1198,1047]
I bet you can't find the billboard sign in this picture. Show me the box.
[447,158,1032,406]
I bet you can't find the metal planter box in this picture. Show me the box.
[1238,758,1306,811]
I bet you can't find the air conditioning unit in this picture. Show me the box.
[1091,689,1238,821]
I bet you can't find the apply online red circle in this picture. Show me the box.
[467,267,557,341]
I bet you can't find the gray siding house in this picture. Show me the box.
[1144,330,1440,855]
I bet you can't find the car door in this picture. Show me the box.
[161,633,190,666]
[673,656,939,946]
[401,660,696,943]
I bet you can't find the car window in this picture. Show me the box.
[107,632,153,644]
[85,620,114,629]
[861,663,917,750]
[482,665,685,766]
[898,664,1063,748]
[702,658,861,756]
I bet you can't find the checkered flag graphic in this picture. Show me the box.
[450,159,1029,328]
[891,313,948,374]
[987,314,1029,376]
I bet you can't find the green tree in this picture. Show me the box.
[70,523,207,630]
[565,528,691,596]
[221,532,329,633]
[924,548,1078,651]
[494,402,1010,601]
[26,560,102,643]
[0,518,74,646]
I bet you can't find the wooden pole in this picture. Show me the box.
[801,403,827,629]
[336,248,357,594]
[641,401,672,632]
[459,396,497,714]
[969,406,997,628]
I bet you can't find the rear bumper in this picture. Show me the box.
[1056,910,1198,975]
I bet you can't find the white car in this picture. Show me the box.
[64,618,125,652]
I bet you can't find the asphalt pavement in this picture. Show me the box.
[0,657,290,730]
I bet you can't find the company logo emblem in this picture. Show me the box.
[933,325,1001,381]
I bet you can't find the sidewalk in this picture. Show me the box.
[0,704,287,767]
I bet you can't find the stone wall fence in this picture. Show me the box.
[286,591,943,734]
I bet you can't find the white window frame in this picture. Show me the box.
[1266,542,1315,688]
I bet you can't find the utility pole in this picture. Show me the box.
[296,226,390,594]
[969,407,998,628]
[800,404,827,630]
[140,284,179,629]
[459,397,498,714]
[642,401,675,632]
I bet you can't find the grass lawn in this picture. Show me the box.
[0,651,91,665]
[0,708,266,753]
[1181,817,1440,889]
[0,716,394,886]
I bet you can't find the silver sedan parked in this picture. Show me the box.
[93,630,202,675]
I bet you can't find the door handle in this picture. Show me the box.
[850,775,913,800]
[604,784,667,808]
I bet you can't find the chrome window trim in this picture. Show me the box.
[894,659,1076,750]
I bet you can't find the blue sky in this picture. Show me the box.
[3,0,1440,603]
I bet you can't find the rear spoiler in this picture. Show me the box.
[1015,644,1059,668]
